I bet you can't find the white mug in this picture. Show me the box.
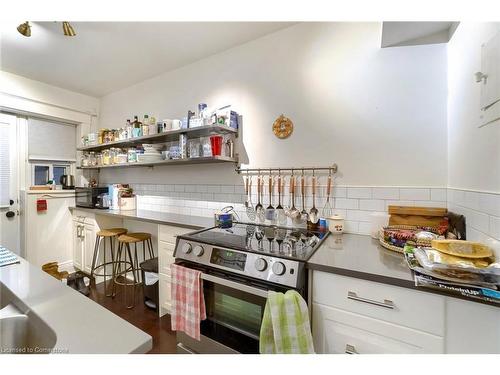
[162,119,173,132]
[172,119,182,130]
[327,214,344,234]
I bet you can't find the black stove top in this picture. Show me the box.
[180,222,329,262]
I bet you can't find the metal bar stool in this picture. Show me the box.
[115,232,155,309]
[90,228,128,297]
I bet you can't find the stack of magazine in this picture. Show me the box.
[404,245,500,304]
[0,246,20,267]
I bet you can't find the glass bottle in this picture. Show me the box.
[142,115,150,136]
[133,116,142,137]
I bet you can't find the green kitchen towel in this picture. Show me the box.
[259,290,315,354]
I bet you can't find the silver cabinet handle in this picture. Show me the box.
[345,344,358,354]
[347,291,395,309]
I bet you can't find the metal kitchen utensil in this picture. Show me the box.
[245,173,256,221]
[255,174,265,222]
[289,174,301,223]
[265,171,275,222]
[322,168,333,218]
[275,170,286,225]
[309,172,319,224]
[300,170,308,223]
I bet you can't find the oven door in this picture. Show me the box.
[176,263,291,354]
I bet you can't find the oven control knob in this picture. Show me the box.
[272,261,286,276]
[181,243,192,254]
[254,258,267,272]
[193,245,204,257]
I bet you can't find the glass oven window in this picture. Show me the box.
[202,279,268,353]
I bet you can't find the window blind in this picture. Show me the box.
[28,118,76,161]
[0,122,10,207]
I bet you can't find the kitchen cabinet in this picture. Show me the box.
[311,271,500,354]
[71,210,122,278]
[312,303,443,354]
[312,272,445,354]
[158,224,191,317]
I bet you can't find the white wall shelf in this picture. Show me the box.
[77,155,238,170]
[77,125,238,152]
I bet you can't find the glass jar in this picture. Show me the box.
[98,130,104,144]
[89,151,96,166]
[127,148,137,163]
[102,149,111,165]
[96,152,103,166]
[115,149,128,164]
[109,148,117,164]
[81,152,90,167]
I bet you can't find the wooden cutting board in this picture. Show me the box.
[388,206,447,227]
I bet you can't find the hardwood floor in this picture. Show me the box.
[87,280,177,354]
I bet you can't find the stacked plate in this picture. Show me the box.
[138,144,162,163]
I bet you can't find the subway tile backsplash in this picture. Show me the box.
[447,188,500,256]
[124,183,449,235]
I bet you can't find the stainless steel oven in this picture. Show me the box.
[175,261,292,354]
[173,223,327,354]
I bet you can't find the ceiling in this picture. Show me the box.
[381,22,459,48]
[0,22,294,97]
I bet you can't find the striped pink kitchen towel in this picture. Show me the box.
[170,264,206,340]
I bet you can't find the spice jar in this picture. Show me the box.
[127,148,137,163]
[89,151,96,166]
[102,149,111,165]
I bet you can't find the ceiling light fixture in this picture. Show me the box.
[17,21,31,37]
[62,21,76,37]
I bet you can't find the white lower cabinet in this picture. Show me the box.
[312,271,500,354]
[72,216,96,273]
[312,271,445,354]
[158,224,191,317]
[71,210,122,276]
[313,303,444,354]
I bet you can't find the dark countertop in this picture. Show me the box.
[307,233,499,308]
[69,207,213,230]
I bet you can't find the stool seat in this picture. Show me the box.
[118,232,152,243]
[97,228,128,237]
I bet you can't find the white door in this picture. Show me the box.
[0,113,20,253]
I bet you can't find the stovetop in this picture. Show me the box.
[179,222,329,262]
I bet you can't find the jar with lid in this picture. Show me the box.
[115,149,128,164]
[96,152,103,166]
[81,152,90,167]
[89,151,97,166]
[102,149,111,165]
[98,130,104,144]
[109,148,117,164]
[127,148,137,163]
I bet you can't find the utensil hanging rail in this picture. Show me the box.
[235,163,338,174]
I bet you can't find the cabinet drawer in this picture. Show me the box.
[312,303,444,354]
[312,272,445,336]
[158,225,191,244]
[159,241,175,275]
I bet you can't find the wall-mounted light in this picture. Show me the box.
[62,22,76,36]
[16,21,76,37]
[17,21,31,37]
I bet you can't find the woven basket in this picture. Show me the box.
[379,225,440,254]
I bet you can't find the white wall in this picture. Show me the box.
[0,71,100,188]
[447,22,500,193]
[98,22,448,187]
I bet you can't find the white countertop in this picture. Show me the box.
[0,255,152,354]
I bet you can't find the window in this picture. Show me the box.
[34,165,50,185]
[31,162,70,186]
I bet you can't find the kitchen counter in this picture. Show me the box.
[0,255,152,353]
[69,207,213,229]
[307,233,499,307]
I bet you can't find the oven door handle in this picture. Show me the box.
[201,273,269,299]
